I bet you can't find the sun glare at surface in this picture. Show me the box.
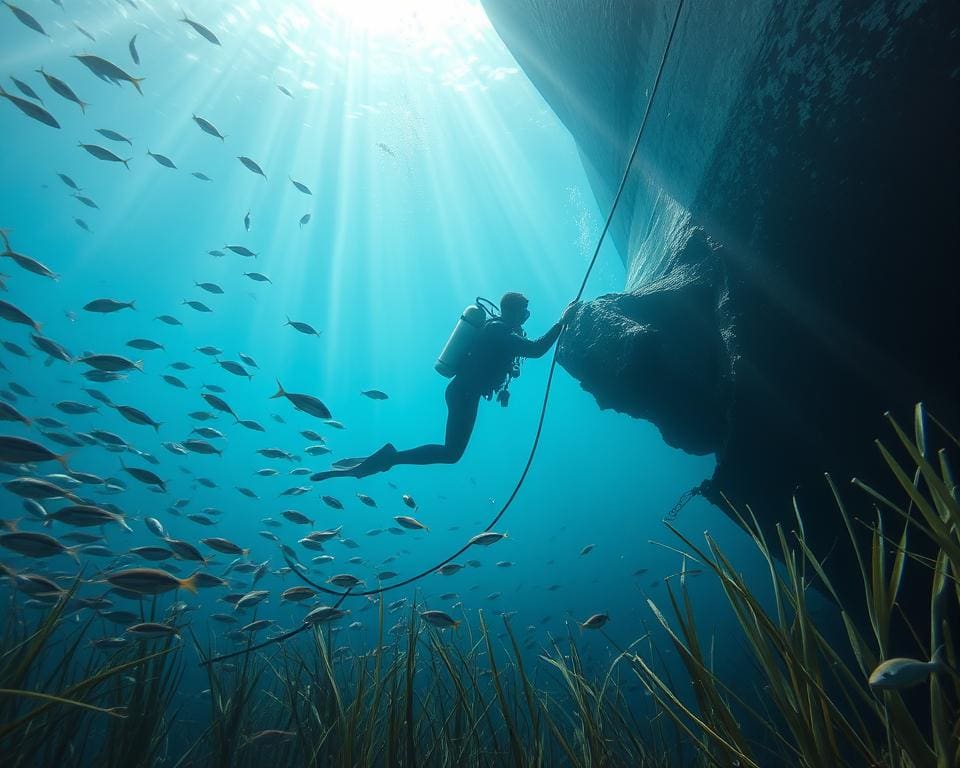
[301,0,491,41]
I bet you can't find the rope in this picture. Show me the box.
[662,480,709,523]
[202,0,687,665]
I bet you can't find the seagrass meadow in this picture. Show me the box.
[1,404,957,766]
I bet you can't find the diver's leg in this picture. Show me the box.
[389,384,479,466]
[311,384,478,482]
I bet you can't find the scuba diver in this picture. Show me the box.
[311,293,579,482]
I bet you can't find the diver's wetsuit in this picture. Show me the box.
[311,318,564,481]
[389,319,564,467]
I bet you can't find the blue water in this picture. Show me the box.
[0,0,797,745]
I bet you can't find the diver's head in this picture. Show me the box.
[499,292,530,330]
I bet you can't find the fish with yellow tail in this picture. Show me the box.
[868,646,953,690]
[104,567,199,595]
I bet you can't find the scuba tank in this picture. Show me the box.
[435,297,498,378]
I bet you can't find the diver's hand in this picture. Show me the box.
[560,300,580,325]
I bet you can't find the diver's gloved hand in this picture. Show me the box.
[560,300,581,326]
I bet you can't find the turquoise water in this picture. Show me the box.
[0,0,787,757]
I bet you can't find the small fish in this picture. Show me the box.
[129,34,140,65]
[580,544,595,556]
[202,537,248,556]
[55,400,98,415]
[156,314,182,325]
[31,333,72,361]
[37,67,88,112]
[0,402,29,426]
[113,404,161,431]
[468,531,507,547]
[10,75,42,103]
[377,142,395,157]
[48,504,131,531]
[1,531,80,560]
[4,2,49,37]
[95,128,133,146]
[78,353,141,371]
[420,610,459,629]
[74,22,96,43]
[127,338,164,351]
[195,281,223,294]
[282,509,313,525]
[79,142,131,168]
[193,171,212,181]
[73,193,99,209]
[285,317,321,337]
[191,426,223,439]
[192,114,225,141]
[183,439,222,456]
[393,515,429,533]
[236,487,258,499]
[145,517,166,537]
[304,605,349,625]
[869,648,951,690]
[163,374,187,389]
[328,574,363,588]
[436,564,464,576]
[121,462,165,490]
[280,587,315,604]
[321,495,343,510]
[84,297,135,313]
[180,13,221,46]
[238,419,264,432]
[243,211,250,231]
[0,84,59,128]
[0,435,67,467]
[217,359,249,378]
[126,622,180,640]
[579,613,609,630]
[276,85,293,99]
[130,545,174,561]
[289,177,312,195]
[164,538,207,563]
[73,55,144,94]
[74,218,91,233]
[147,149,176,169]
[0,299,40,330]
[237,155,266,179]
[243,272,271,283]
[90,430,127,447]
[57,172,80,190]
[361,389,388,400]
[235,589,269,610]
[299,213,311,228]
[183,300,212,312]
[272,380,331,419]
[224,244,256,257]
[92,637,128,649]
[357,493,377,507]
